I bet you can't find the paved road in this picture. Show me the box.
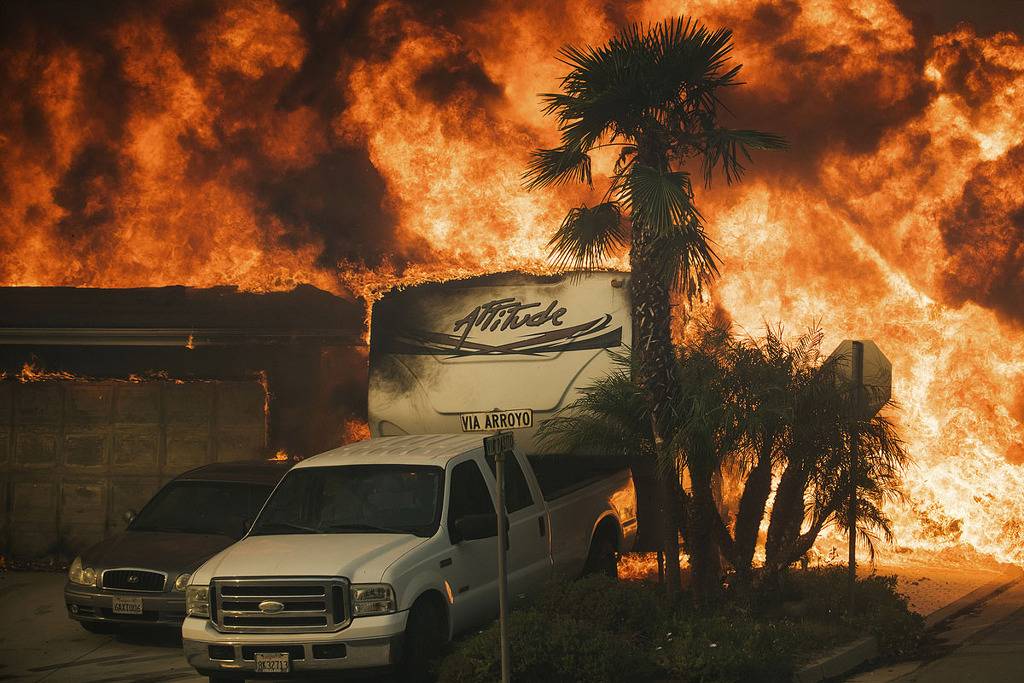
[847,580,1024,683]
[0,571,396,682]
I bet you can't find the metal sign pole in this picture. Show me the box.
[495,444,511,683]
[848,341,864,614]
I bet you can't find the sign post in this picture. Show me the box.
[483,430,514,683]
[825,339,891,615]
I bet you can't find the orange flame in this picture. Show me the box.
[1,2,1022,565]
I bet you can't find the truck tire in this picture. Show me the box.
[584,529,618,578]
[400,596,445,683]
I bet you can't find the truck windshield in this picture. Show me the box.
[130,481,272,538]
[250,465,444,538]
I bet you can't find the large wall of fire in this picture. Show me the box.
[1,1,1022,563]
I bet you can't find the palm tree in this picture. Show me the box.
[525,17,785,598]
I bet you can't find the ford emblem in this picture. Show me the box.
[259,600,285,614]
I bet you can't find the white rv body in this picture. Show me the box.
[368,271,631,452]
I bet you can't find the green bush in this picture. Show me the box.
[436,568,925,683]
[436,608,661,683]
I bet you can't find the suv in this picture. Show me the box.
[65,460,291,632]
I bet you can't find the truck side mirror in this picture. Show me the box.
[123,510,136,526]
[452,513,498,543]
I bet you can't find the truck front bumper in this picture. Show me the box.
[181,611,409,677]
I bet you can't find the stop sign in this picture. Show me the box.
[825,339,892,417]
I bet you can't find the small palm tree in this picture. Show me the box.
[525,17,785,598]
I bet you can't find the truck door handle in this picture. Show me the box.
[538,516,546,537]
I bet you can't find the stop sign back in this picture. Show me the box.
[824,339,892,417]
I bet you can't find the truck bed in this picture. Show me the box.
[527,454,630,501]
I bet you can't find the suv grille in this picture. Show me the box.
[210,578,349,633]
[102,569,167,592]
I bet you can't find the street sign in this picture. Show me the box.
[483,430,515,457]
[825,339,892,417]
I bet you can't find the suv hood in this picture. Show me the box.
[193,533,428,584]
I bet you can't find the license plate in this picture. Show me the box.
[254,653,290,673]
[111,596,143,615]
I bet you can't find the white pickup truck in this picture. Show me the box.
[181,433,636,681]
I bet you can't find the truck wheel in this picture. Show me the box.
[584,532,618,578]
[400,597,445,683]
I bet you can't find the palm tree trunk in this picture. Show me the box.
[732,441,774,584]
[687,459,721,604]
[764,457,808,574]
[630,213,681,597]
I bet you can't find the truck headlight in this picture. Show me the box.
[350,584,396,617]
[186,585,210,617]
[173,573,191,591]
[68,556,98,587]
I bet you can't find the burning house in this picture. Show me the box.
[0,285,366,560]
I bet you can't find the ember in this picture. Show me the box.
[1,1,1022,564]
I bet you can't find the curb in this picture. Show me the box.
[791,566,1023,683]
[922,566,1023,629]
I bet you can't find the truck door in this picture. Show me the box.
[484,451,552,598]
[444,458,500,633]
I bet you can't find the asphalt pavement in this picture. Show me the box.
[846,579,1024,682]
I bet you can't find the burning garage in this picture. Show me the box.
[0,284,366,560]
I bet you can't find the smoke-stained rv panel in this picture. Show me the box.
[369,272,630,453]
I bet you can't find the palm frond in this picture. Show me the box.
[523,145,593,190]
[651,215,720,299]
[699,128,789,186]
[620,164,698,237]
[547,202,626,271]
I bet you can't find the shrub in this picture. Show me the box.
[436,608,660,683]
[534,574,668,640]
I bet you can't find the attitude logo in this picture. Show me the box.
[385,297,622,357]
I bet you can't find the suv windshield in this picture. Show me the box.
[250,465,444,538]
[130,481,272,538]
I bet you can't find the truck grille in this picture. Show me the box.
[210,578,350,633]
[102,569,167,592]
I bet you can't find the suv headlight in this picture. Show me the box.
[350,584,396,617]
[68,556,98,587]
[186,585,210,617]
[173,573,191,592]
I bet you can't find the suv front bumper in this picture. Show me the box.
[65,583,185,627]
[181,611,408,676]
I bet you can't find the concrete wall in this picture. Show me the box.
[0,379,266,560]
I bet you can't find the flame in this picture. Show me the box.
[2,2,1023,565]
[270,449,290,461]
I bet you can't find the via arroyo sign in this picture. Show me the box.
[460,409,533,432]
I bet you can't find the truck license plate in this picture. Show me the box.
[111,596,143,615]
[254,653,290,673]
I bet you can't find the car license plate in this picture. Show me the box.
[111,596,143,615]
[254,652,290,673]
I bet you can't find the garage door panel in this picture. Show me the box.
[112,426,160,469]
[66,384,113,423]
[60,481,107,552]
[114,384,161,423]
[10,479,57,557]
[166,430,210,471]
[14,427,59,468]
[15,384,61,424]
[166,383,213,424]
[63,430,109,468]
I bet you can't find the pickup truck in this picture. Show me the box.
[181,433,636,681]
